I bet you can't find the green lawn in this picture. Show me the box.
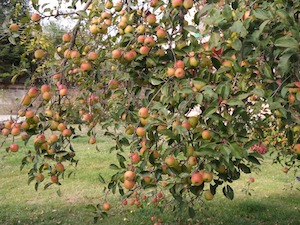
[0,133,299,225]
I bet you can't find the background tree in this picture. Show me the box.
[0,0,30,83]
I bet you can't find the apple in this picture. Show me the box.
[140,46,150,55]
[202,130,212,140]
[136,25,146,34]
[124,25,134,34]
[25,110,34,118]
[62,128,72,137]
[51,175,58,183]
[48,134,59,144]
[172,0,183,8]
[147,14,156,25]
[150,0,158,7]
[89,24,99,34]
[9,24,19,32]
[2,128,10,136]
[187,116,198,128]
[183,0,193,9]
[102,202,111,211]
[4,121,13,129]
[203,172,213,182]
[122,199,128,205]
[249,177,255,183]
[174,60,185,68]
[188,156,197,166]
[42,92,52,101]
[138,107,149,118]
[62,33,72,42]
[124,50,137,62]
[191,172,203,186]
[34,49,45,59]
[156,48,165,57]
[182,121,191,130]
[34,134,46,144]
[124,170,136,181]
[101,12,111,20]
[136,127,146,137]
[114,1,123,12]
[31,13,41,22]
[204,190,214,200]
[87,51,98,60]
[80,62,92,71]
[11,127,20,136]
[175,68,185,79]
[35,173,45,182]
[105,0,113,9]
[144,36,155,47]
[57,123,66,132]
[106,79,118,90]
[55,163,65,172]
[21,121,30,130]
[293,144,300,154]
[41,84,50,93]
[10,143,19,152]
[112,49,122,59]
[167,68,175,76]
[165,155,178,167]
[59,88,68,96]
[131,152,140,164]
[137,35,145,44]
[70,51,80,58]
[156,28,166,39]
[189,56,199,67]
[118,21,127,30]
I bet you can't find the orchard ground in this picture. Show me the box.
[0,129,299,225]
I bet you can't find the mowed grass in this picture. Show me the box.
[0,131,299,225]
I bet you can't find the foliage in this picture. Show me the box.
[1,0,299,223]
[0,0,30,82]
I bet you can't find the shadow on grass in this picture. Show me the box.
[0,192,299,225]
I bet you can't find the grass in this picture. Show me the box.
[0,132,300,225]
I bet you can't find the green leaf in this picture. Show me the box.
[209,32,220,48]
[226,99,244,106]
[296,92,300,101]
[109,164,119,170]
[202,106,217,118]
[248,155,261,165]
[98,174,106,184]
[184,25,198,33]
[195,93,203,104]
[188,207,195,218]
[252,88,265,97]
[238,164,251,173]
[77,10,87,18]
[230,21,247,38]
[150,78,163,85]
[222,5,232,21]
[223,185,234,200]
[232,39,242,51]
[253,9,269,20]
[278,52,295,73]
[230,143,243,159]
[8,36,16,45]
[274,36,298,49]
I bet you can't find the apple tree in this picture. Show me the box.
[1,0,300,221]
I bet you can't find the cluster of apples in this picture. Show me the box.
[121,190,164,209]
